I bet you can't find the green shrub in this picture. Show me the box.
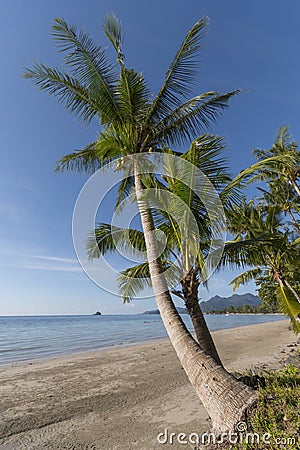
[231,366,300,449]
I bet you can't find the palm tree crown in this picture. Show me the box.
[24,15,238,174]
[224,200,300,332]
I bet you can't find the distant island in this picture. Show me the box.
[93,311,102,316]
[139,293,276,315]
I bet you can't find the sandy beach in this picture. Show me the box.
[0,320,297,449]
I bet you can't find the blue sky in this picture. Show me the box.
[1,0,300,315]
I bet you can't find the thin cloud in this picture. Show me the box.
[23,263,82,272]
[31,255,78,264]
[0,253,82,273]
[25,254,81,272]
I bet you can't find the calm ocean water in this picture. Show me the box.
[0,314,285,365]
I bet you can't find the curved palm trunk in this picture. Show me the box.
[283,279,300,304]
[274,271,300,305]
[287,208,300,234]
[134,169,257,433]
[291,179,300,197]
[181,270,223,366]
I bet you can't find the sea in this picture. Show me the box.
[0,314,286,365]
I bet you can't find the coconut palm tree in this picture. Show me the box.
[257,182,300,234]
[252,127,300,197]
[225,127,299,199]
[87,133,237,366]
[244,127,300,235]
[24,15,257,432]
[224,200,300,333]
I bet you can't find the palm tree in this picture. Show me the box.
[24,15,257,432]
[243,127,300,235]
[252,127,300,197]
[224,200,300,333]
[257,182,300,234]
[225,127,299,201]
[87,133,237,366]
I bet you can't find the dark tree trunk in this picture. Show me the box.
[182,270,222,366]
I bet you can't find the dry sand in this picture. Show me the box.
[0,320,297,449]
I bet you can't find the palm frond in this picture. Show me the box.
[182,135,228,182]
[86,223,147,260]
[23,63,99,123]
[118,260,180,302]
[147,17,208,123]
[181,134,243,208]
[141,186,201,265]
[102,14,124,63]
[276,284,300,334]
[218,234,282,269]
[118,262,152,303]
[153,91,239,147]
[115,175,136,211]
[226,200,285,237]
[117,68,150,123]
[233,154,298,187]
[229,268,263,291]
[51,18,119,124]
[219,183,244,208]
[55,140,122,173]
[291,236,300,247]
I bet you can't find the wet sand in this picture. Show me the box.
[0,320,296,449]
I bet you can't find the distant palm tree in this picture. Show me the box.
[224,200,300,333]
[226,127,298,202]
[253,127,300,197]
[257,182,300,234]
[24,15,257,432]
[249,128,300,235]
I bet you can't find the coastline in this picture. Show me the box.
[0,320,297,449]
[0,313,286,366]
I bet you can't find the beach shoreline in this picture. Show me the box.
[0,314,286,370]
[0,313,286,367]
[0,320,297,449]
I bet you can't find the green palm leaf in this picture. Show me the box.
[148,17,208,121]
[102,14,124,63]
[154,91,239,147]
[118,260,180,303]
[230,268,263,291]
[233,154,298,187]
[115,175,136,211]
[182,135,228,180]
[276,284,300,334]
[51,17,119,124]
[54,140,122,173]
[86,223,147,260]
[23,63,99,123]
[118,262,152,303]
[291,236,300,247]
[117,68,150,124]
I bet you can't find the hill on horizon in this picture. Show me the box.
[140,293,261,314]
[200,293,261,313]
